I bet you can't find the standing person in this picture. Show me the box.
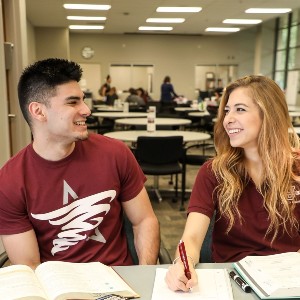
[99,74,111,98]
[165,75,300,292]
[0,58,160,270]
[160,76,178,105]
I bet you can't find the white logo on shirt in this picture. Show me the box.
[31,185,116,256]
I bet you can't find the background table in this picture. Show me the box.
[115,118,191,127]
[104,130,211,143]
[188,111,211,117]
[114,263,259,300]
[92,112,148,119]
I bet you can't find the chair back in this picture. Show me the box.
[136,136,184,165]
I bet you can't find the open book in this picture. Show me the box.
[151,268,233,300]
[233,252,300,299]
[0,261,139,300]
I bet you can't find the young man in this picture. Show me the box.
[0,58,159,270]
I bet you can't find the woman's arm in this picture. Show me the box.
[165,212,211,291]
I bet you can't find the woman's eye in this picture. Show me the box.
[224,109,229,114]
[237,107,245,112]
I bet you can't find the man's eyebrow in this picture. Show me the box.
[65,96,81,101]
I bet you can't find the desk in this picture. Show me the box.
[94,106,123,112]
[288,105,300,112]
[188,111,210,117]
[113,264,258,300]
[92,112,148,119]
[115,118,191,127]
[174,107,199,112]
[104,130,211,143]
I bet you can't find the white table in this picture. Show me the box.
[114,264,259,300]
[288,105,300,112]
[94,106,123,112]
[188,111,211,117]
[92,112,148,119]
[115,118,191,127]
[174,107,200,112]
[104,130,211,143]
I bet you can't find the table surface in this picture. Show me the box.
[174,107,200,112]
[288,111,300,117]
[104,130,211,143]
[188,111,211,117]
[92,112,148,118]
[115,118,191,126]
[113,263,259,300]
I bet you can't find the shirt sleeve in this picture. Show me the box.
[188,161,217,218]
[116,141,146,202]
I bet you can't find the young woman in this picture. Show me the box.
[165,75,300,292]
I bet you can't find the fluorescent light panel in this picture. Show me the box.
[146,18,185,23]
[69,25,104,30]
[139,26,173,31]
[156,7,202,13]
[67,16,106,21]
[246,8,291,14]
[205,27,240,32]
[63,4,111,10]
[223,19,262,24]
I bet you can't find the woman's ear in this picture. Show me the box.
[28,102,46,121]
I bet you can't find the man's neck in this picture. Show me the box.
[32,140,76,161]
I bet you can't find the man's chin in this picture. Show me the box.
[75,131,89,141]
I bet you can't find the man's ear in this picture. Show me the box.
[28,102,46,121]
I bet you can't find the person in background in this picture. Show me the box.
[0,58,160,270]
[160,76,178,105]
[99,74,111,97]
[136,87,152,104]
[125,88,145,106]
[106,86,119,106]
[165,75,300,291]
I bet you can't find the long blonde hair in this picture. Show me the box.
[212,75,300,242]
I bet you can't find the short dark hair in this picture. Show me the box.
[18,58,82,126]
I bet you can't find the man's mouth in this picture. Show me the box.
[74,121,86,126]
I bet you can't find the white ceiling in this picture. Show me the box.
[26,0,300,35]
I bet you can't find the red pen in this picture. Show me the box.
[178,240,191,280]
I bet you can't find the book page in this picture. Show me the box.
[234,252,300,297]
[0,265,47,300]
[151,268,233,300]
[35,261,139,300]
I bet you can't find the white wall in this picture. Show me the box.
[69,27,264,100]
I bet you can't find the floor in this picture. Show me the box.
[145,141,215,260]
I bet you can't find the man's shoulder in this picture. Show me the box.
[0,144,32,172]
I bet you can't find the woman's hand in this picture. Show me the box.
[164,261,198,292]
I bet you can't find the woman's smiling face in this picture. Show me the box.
[223,87,263,151]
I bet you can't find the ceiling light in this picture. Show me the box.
[156,7,202,13]
[146,18,185,23]
[205,27,240,32]
[223,19,262,24]
[63,4,111,10]
[245,8,291,14]
[138,26,173,31]
[69,25,104,30]
[67,16,106,21]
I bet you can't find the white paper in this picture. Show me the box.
[151,268,233,300]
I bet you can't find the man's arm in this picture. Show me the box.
[1,229,41,270]
[122,187,160,265]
